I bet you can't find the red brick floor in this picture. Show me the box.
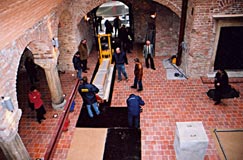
[3,44,242,160]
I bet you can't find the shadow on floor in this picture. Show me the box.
[76,105,141,160]
[76,106,129,128]
[103,128,141,160]
[75,58,141,159]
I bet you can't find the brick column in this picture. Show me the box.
[43,64,66,110]
[0,98,30,160]
[35,53,66,110]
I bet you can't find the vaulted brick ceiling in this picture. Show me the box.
[0,0,62,50]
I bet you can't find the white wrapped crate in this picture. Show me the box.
[174,121,209,160]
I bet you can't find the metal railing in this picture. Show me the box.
[44,79,80,160]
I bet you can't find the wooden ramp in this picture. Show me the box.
[213,129,243,160]
[66,128,107,160]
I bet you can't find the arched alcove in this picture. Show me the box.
[16,43,48,115]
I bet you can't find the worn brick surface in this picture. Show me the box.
[0,0,243,160]
[2,44,240,160]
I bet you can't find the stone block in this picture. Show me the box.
[92,71,108,97]
[99,59,110,74]
[174,121,208,160]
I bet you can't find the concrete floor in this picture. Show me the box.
[3,43,242,160]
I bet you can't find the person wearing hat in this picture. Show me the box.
[131,58,143,91]
[78,76,100,118]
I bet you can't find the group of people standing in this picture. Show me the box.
[72,36,152,128]
[71,15,157,126]
[110,39,157,128]
[72,39,89,80]
[104,16,133,53]
[77,74,145,128]
[112,39,156,91]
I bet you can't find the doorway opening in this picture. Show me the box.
[95,1,130,36]
[214,26,243,70]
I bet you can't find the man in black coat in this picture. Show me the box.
[72,51,83,80]
[118,25,128,52]
[214,69,231,105]
[25,57,39,84]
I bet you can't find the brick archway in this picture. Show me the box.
[218,0,238,10]
[1,17,56,109]
[28,40,53,63]
[28,41,51,54]
[72,0,182,30]
[154,0,181,17]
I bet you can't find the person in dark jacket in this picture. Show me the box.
[131,58,143,91]
[112,47,128,82]
[78,76,100,118]
[113,16,121,37]
[127,94,145,128]
[104,20,113,35]
[25,57,39,84]
[118,24,128,52]
[78,39,89,73]
[213,69,231,105]
[72,51,83,80]
[143,40,155,70]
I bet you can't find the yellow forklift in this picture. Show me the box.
[92,33,115,101]
[97,33,113,64]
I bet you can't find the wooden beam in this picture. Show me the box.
[176,0,188,66]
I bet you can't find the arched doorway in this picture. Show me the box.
[16,45,48,117]
[95,1,130,36]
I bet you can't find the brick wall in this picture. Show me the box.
[57,9,76,71]
[132,0,181,56]
[0,0,62,50]
[155,4,180,56]
[182,0,243,77]
[0,11,58,109]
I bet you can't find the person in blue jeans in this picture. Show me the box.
[72,51,83,80]
[78,76,100,118]
[112,47,128,82]
[126,94,145,128]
